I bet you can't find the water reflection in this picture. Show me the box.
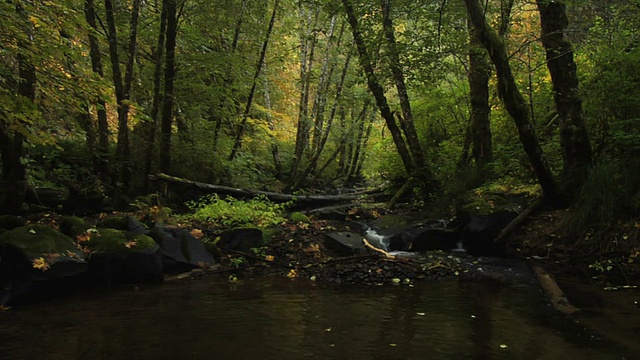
[0,277,630,359]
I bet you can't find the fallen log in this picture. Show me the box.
[150,173,385,204]
[530,262,579,315]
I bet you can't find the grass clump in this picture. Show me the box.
[185,194,289,229]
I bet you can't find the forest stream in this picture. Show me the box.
[0,276,636,360]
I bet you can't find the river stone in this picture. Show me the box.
[0,215,26,231]
[148,226,215,274]
[217,228,263,253]
[0,225,89,305]
[323,232,370,256]
[84,228,163,284]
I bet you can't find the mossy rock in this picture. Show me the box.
[84,228,157,253]
[0,225,82,259]
[98,216,149,234]
[460,192,510,216]
[0,215,26,231]
[60,216,87,238]
[289,211,311,224]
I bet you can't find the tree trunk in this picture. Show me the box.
[380,0,426,170]
[290,44,353,190]
[290,5,320,181]
[464,0,562,201]
[467,16,493,168]
[536,0,592,191]
[262,61,283,179]
[84,0,110,180]
[104,0,141,191]
[229,0,280,161]
[160,0,177,173]
[144,0,168,191]
[342,0,415,175]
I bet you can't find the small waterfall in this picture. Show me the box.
[364,227,390,251]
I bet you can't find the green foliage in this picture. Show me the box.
[570,161,640,235]
[185,194,289,229]
[131,194,173,226]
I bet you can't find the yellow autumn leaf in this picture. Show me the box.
[124,241,137,249]
[33,257,50,271]
[265,255,275,262]
[287,269,297,279]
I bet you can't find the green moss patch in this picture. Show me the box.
[0,225,79,259]
[84,228,157,252]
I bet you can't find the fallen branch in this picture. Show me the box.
[494,198,545,244]
[530,262,579,315]
[363,239,395,259]
[150,173,385,204]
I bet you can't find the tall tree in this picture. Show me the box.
[144,0,168,189]
[464,0,562,201]
[84,0,110,181]
[104,0,142,190]
[342,0,415,176]
[160,0,178,173]
[467,16,492,168]
[536,0,592,191]
[228,0,281,161]
[380,0,427,172]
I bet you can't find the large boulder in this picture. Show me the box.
[83,228,163,284]
[0,225,88,305]
[148,226,215,274]
[409,228,461,252]
[323,232,370,256]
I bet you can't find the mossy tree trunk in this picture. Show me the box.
[536,0,592,192]
[464,0,563,201]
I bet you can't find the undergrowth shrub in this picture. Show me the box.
[570,160,640,236]
[185,194,290,229]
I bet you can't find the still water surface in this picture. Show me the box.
[0,276,631,359]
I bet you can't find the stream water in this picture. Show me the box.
[0,276,634,359]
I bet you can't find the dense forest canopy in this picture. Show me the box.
[1,0,639,230]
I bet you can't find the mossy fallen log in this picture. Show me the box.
[150,173,385,204]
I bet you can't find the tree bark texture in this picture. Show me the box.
[160,0,177,174]
[536,0,592,190]
[464,0,562,201]
[467,17,493,167]
[342,0,414,175]
[144,0,168,190]
[84,0,110,180]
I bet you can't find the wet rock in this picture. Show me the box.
[60,216,87,238]
[99,216,149,235]
[148,226,215,274]
[409,229,460,252]
[323,232,370,256]
[0,225,88,305]
[84,228,163,284]
[461,210,518,257]
[217,228,263,253]
[0,215,25,231]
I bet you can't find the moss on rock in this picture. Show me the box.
[0,225,80,259]
[60,216,87,238]
[0,215,26,231]
[84,228,157,252]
